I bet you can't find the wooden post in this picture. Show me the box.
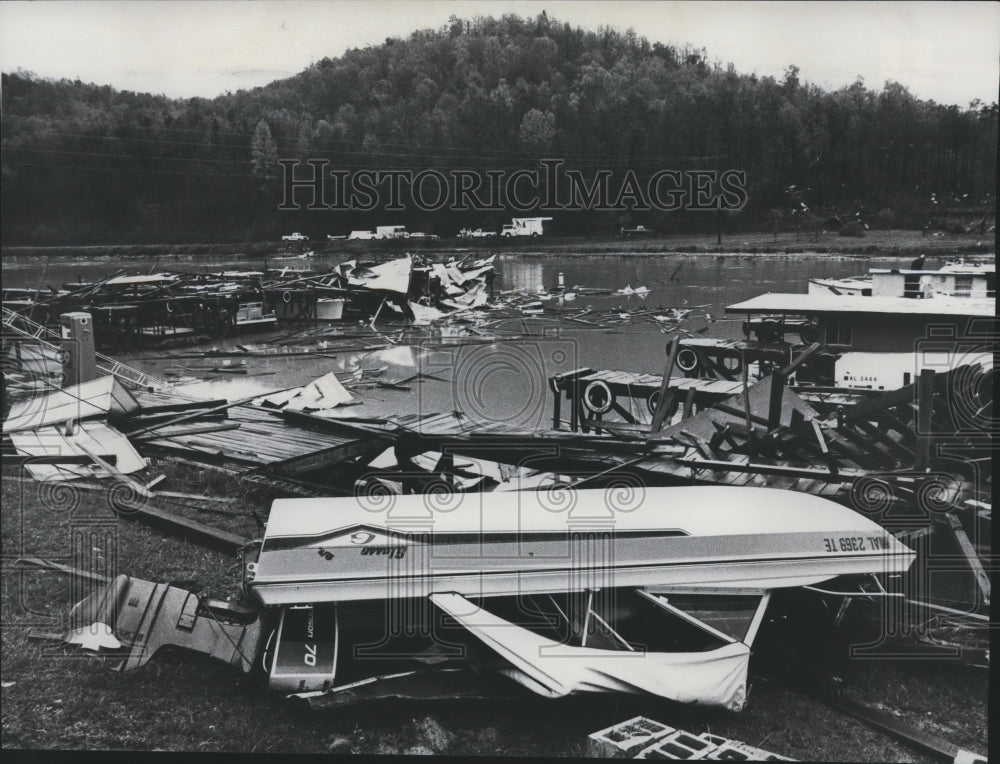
[369,298,386,328]
[767,371,786,432]
[740,350,755,459]
[682,386,696,420]
[650,337,681,432]
[915,368,935,470]
[945,512,990,605]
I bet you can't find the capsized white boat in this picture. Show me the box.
[63,486,915,711]
[246,486,915,605]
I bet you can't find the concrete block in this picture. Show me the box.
[635,730,717,760]
[703,740,796,761]
[586,716,676,758]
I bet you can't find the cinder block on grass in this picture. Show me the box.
[586,716,676,758]
[703,739,796,761]
[635,730,717,760]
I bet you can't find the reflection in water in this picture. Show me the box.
[172,376,292,400]
[503,260,546,293]
[366,345,416,368]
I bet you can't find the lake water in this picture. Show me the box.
[2,250,918,428]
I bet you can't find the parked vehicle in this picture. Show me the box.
[408,232,440,239]
[501,217,552,237]
[375,225,409,239]
[348,230,376,240]
[459,228,497,239]
[621,225,654,236]
[281,232,309,242]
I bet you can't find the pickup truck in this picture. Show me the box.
[459,228,497,239]
[620,225,653,236]
[281,232,309,241]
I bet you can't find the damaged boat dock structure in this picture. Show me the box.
[1,251,993,762]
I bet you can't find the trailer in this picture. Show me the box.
[500,217,552,237]
[375,225,409,240]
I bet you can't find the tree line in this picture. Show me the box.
[2,12,996,245]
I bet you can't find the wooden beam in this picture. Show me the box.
[710,420,740,450]
[809,419,840,476]
[611,400,638,425]
[876,410,918,445]
[681,386,696,419]
[915,368,935,470]
[945,512,991,605]
[124,396,255,438]
[780,342,822,377]
[682,457,862,482]
[810,419,829,455]
[129,398,229,416]
[265,439,388,477]
[790,407,806,428]
[120,501,250,551]
[855,420,915,462]
[833,424,897,469]
[714,403,770,428]
[132,423,242,441]
[16,454,118,466]
[767,372,786,432]
[813,690,980,763]
[649,337,681,432]
[678,429,716,459]
[740,353,755,459]
[77,442,153,498]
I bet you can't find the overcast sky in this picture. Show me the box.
[1,1,997,106]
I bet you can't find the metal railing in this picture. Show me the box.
[2,306,198,399]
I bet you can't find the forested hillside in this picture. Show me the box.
[2,13,996,244]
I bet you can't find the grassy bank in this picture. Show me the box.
[1,229,994,262]
[0,459,987,758]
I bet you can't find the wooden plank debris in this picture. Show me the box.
[945,512,991,605]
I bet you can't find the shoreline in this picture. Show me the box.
[1,229,995,263]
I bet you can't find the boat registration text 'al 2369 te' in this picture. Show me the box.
[823,535,891,553]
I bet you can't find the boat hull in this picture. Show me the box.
[247,487,915,606]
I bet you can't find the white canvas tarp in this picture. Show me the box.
[430,592,751,711]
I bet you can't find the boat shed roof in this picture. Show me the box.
[869,268,994,276]
[725,293,995,317]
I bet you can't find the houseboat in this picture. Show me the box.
[809,258,995,299]
[724,292,994,390]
